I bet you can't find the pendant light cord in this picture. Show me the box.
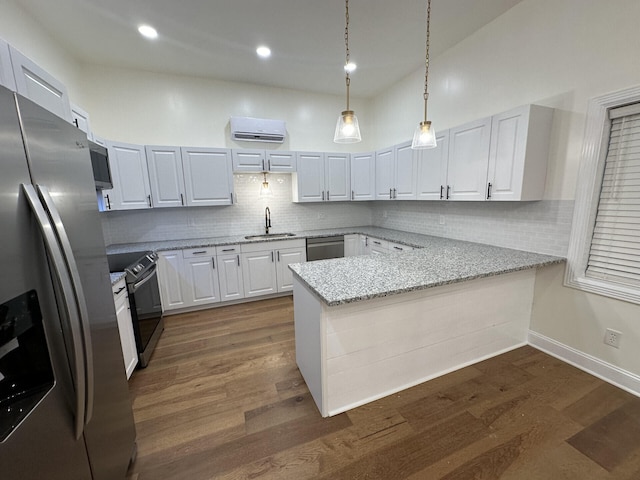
[423,0,432,122]
[345,0,351,111]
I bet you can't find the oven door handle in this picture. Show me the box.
[129,264,158,293]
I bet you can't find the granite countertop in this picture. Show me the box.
[288,236,565,306]
[105,227,565,306]
[106,226,417,255]
[110,272,126,286]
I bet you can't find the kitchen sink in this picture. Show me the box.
[244,233,297,240]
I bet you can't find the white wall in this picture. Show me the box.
[77,65,373,153]
[370,0,640,378]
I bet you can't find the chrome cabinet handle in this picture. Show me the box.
[271,251,274,262]
[23,184,89,439]
[212,258,215,269]
[389,188,392,198]
[192,250,207,255]
[262,159,265,171]
[237,255,240,267]
[267,159,271,171]
[230,192,234,204]
[487,182,492,199]
[147,194,152,207]
[446,185,451,200]
[114,286,126,295]
[180,193,184,205]
[327,190,330,201]
[222,248,235,252]
[440,185,444,200]
[277,251,280,262]
[321,191,325,201]
[105,193,111,210]
[393,188,397,199]
[351,190,355,200]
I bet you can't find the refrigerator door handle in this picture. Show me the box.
[21,184,87,440]
[36,185,94,427]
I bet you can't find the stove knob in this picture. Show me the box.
[133,264,143,273]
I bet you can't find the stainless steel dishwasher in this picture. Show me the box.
[306,235,345,261]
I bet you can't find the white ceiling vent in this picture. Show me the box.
[230,116,286,143]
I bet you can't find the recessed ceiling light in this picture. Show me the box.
[138,25,158,39]
[344,62,357,73]
[256,46,271,59]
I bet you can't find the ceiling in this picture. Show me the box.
[18,0,524,98]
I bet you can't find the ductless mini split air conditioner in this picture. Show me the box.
[230,116,287,143]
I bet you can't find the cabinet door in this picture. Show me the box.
[0,38,16,91]
[276,247,306,292]
[266,151,296,172]
[183,256,221,306]
[375,148,394,200]
[146,146,186,208]
[351,152,375,201]
[293,152,325,202]
[447,117,491,201]
[417,130,450,200]
[113,284,138,379]
[325,153,350,202]
[232,149,265,172]
[181,147,234,206]
[242,251,278,297]
[157,251,187,311]
[487,104,552,201]
[218,254,245,302]
[344,234,360,257]
[9,46,71,122]
[107,141,152,210]
[70,103,93,141]
[394,142,417,200]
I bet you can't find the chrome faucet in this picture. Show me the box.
[265,207,271,234]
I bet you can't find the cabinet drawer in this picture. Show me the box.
[369,238,388,249]
[388,242,413,252]
[183,247,215,258]
[216,244,241,255]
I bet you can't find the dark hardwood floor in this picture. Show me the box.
[126,296,640,479]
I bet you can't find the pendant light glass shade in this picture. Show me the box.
[259,172,273,196]
[334,110,361,143]
[411,120,437,149]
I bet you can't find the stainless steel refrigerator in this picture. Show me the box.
[0,85,136,479]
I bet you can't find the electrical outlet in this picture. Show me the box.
[604,328,622,348]
[439,215,445,225]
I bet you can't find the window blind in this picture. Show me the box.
[586,103,640,286]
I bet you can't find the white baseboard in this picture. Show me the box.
[528,331,640,398]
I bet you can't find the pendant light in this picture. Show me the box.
[259,172,273,196]
[411,0,437,149]
[334,0,361,144]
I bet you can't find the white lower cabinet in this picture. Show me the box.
[156,239,306,312]
[216,245,244,302]
[112,278,138,379]
[344,234,360,257]
[157,250,188,311]
[182,248,221,307]
[241,239,306,298]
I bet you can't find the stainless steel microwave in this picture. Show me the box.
[89,140,113,190]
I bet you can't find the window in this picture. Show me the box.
[566,86,640,304]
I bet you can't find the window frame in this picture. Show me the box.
[565,85,640,304]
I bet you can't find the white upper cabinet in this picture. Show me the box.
[70,103,93,141]
[292,152,349,203]
[486,104,553,201]
[393,142,417,200]
[447,117,492,201]
[181,147,234,206]
[0,38,16,91]
[375,143,417,200]
[350,152,375,201]
[266,151,296,172]
[9,46,72,122]
[106,141,152,210]
[232,149,296,173]
[325,153,350,202]
[417,130,450,200]
[146,146,186,208]
[375,147,395,200]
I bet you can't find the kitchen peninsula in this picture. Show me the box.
[289,235,563,417]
